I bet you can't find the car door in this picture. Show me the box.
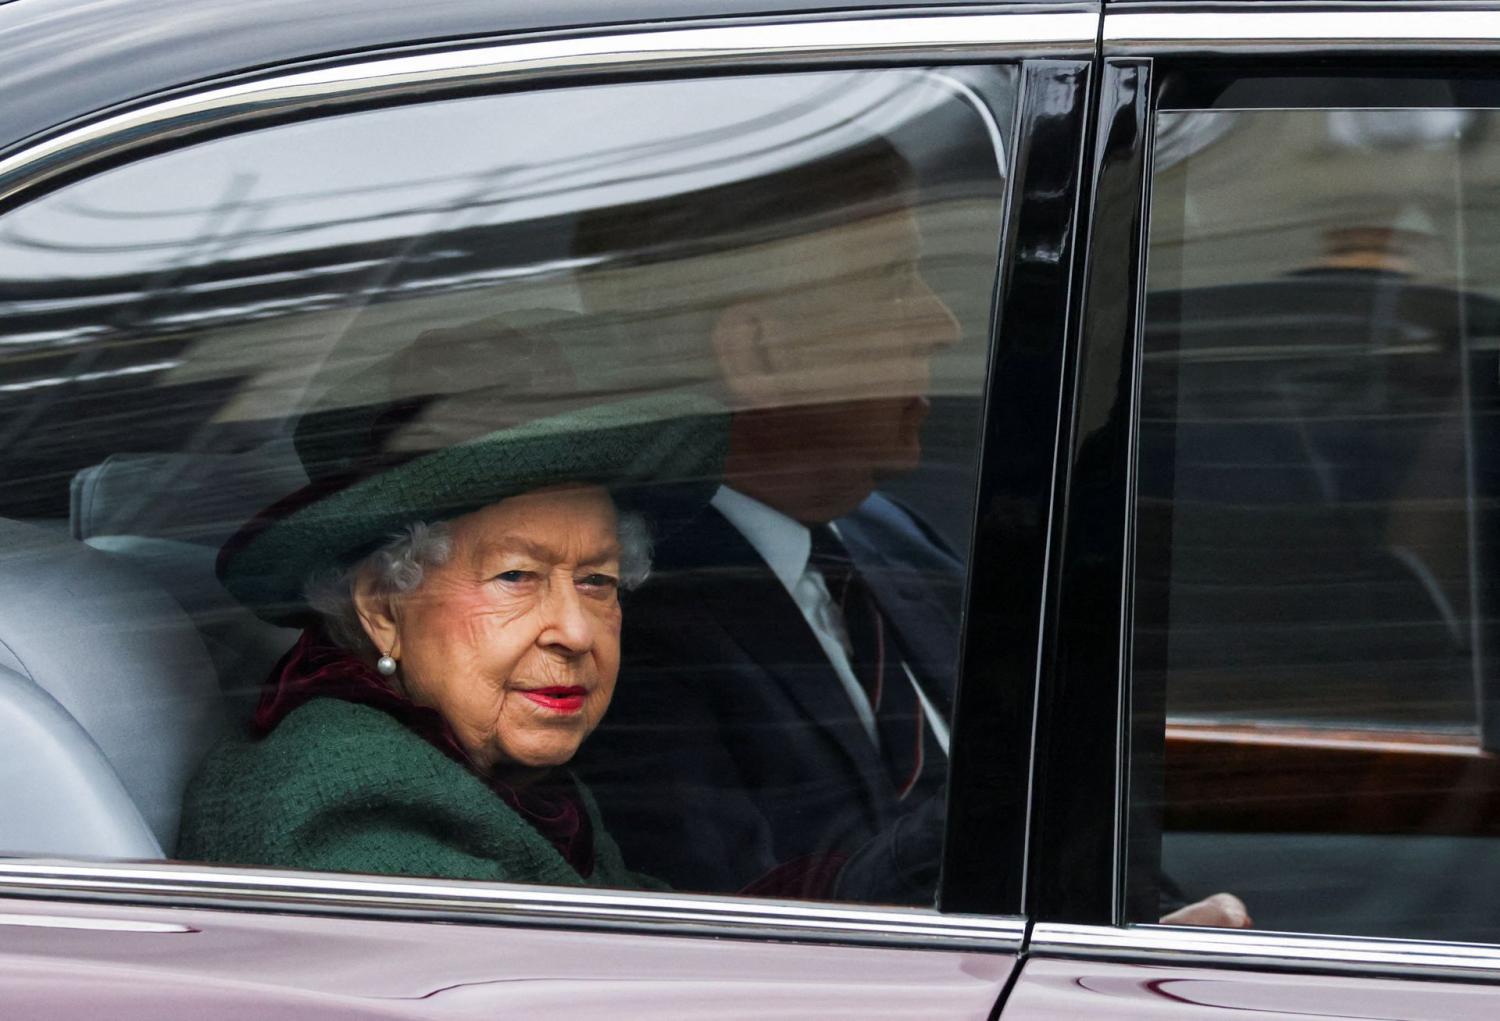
[0,2,1095,1015]
[1002,3,1500,1016]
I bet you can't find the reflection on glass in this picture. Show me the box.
[1142,106,1500,730]
[0,67,1015,910]
[1136,103,1500,944]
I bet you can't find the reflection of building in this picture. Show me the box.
[1149,107,1500,298]
[1141,106,1500,730]
[1326,108,1475,150]
[0,70,1007,519]
[1312,225,1431,275]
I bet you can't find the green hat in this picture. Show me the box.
[218,312,727,624]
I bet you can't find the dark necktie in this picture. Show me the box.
[808,524,938,800]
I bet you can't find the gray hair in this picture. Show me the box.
[306,510,654,654]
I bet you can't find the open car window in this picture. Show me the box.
[0,66,1016,910]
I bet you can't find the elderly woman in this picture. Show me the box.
[178,316,725,888]
[179,315,1249,919]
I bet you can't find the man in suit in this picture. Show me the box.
[572,137,1250,922]
[570,137,967,901]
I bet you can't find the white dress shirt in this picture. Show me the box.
[710,486,951,755]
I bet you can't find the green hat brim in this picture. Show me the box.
[220,392,727,624]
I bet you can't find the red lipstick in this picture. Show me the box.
[522,686,587,714]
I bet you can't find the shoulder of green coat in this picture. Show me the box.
[179,699,476,858]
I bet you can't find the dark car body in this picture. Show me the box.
[5,0,1500,1016]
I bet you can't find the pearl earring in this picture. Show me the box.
[376,653,398,677]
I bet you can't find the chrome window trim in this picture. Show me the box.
[0,10,1096,208]
[0,860,1025,952]
[1032,922,1500,982]
[1105,5,1500,56]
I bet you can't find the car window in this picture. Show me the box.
[1128,80,1500,940]
[0,67,1015,909]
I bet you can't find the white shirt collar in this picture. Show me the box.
[708,486,949,756]
[710,485,811,595]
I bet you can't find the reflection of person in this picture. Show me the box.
[178,319,728,887]
[572,138,968,901]
[574,138,1253,923]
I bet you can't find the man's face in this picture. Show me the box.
[745,207,963,519]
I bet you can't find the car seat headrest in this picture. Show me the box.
[0,518,225,854]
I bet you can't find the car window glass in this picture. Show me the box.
[0,67,1015,909]
[1130,93,1500,940]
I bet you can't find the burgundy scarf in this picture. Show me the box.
[256,629,595,877]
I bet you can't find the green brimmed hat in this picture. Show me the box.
[218,312,728,624]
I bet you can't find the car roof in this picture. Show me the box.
[0,0,1073,156]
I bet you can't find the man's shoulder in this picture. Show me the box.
[628,504,776,608]
[633,493,959,603]
[657,492,955,562]
[647,503,758,570]
[840,493,962,570]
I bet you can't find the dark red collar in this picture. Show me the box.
[257,629,595,877]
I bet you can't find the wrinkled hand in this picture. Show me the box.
[1159,892,1253,928]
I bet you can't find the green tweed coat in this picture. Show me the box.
[178,697,650,889]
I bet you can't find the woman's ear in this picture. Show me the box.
[711,299,790,408]
[352,571,401,659]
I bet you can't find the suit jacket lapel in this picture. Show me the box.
[658,507,891,803]
[837,509,964,724]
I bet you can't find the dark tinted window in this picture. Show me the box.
[1132,91,1500,942]
[1140,105,1500,732]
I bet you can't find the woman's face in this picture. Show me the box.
[362,485,624,771]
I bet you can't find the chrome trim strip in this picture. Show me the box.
[0,860,1025,951]
[1032,922,1500,981]
[0,11,1097,208]
[1105,7,1500,55]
